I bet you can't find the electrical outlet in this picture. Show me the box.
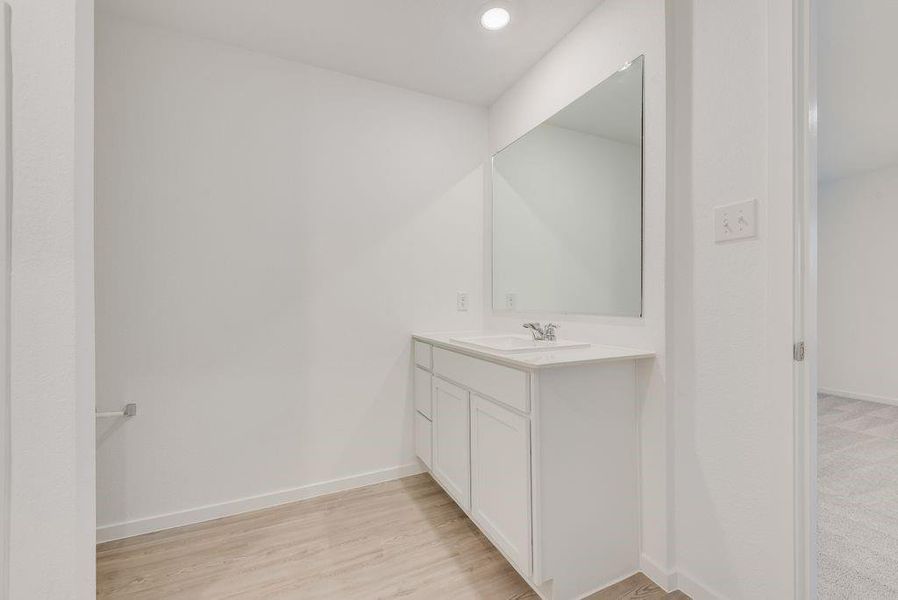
[715,199,758,242]
[456,291,469,312]
[505,293,516,310]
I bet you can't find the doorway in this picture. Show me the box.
[799,1,898,597]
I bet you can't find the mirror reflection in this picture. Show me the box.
[492,56,644,316]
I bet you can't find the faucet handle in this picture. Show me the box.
[523,322,544,340]
[544,323,560,341]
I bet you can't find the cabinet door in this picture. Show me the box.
[431,377,470,511]
[470,394,532,576]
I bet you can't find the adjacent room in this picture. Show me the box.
[816,0,898,597]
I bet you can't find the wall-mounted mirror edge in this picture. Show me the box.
[490,55,645,317]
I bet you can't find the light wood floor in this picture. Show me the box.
[97,474,689,599]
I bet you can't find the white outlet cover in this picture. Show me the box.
[715,199,758,242]
[505,293,516,310]
[456,291,469,312]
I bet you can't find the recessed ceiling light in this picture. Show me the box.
[481,7,511,31]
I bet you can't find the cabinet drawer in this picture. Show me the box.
[432,348,529,413]
[415,412,432,469]
[414,341,432,369]
[414,367,432,418]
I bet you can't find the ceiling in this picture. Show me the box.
[96,0,605,106]
[819,0,898,182]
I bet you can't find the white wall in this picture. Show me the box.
[490,0,800,597]
[487,0,672,586]
[668,0,797,598]
[493,124,642,315]
[818,0,898,182]
[95,15,487,539]
[0,8,10,594]
[8,0,96,598]
[92,3,804,598]
[819,165,898,403]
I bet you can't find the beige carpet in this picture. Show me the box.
[818,394,898,598]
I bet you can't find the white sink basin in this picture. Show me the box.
[451,334,591,354]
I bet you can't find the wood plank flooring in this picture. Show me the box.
[97,473,688,599]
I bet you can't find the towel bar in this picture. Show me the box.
[96,403,137,418]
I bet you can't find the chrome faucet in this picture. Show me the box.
[523,322,544,340]
[523,322,560,342]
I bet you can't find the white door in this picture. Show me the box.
[431,377,470,511]
[470,394,531,576]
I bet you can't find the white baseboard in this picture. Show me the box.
[639,553,677,592]
[676,569,725,600]
[96,462,425,544]
[819,387,898,407]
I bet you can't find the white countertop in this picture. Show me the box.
[413,331,655,370]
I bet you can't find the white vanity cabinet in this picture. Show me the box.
[413,341,434,468]
[431,378,471,511]
[412,333,653,600]
[414,412,432,470]
[470,393,531,576]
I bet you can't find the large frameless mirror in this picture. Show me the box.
[492,56,644,317]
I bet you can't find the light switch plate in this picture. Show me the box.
[715,199,758,242]
[456,291,469,312]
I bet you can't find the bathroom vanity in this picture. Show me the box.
[411,51,653,600]
[412,333,654,600]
